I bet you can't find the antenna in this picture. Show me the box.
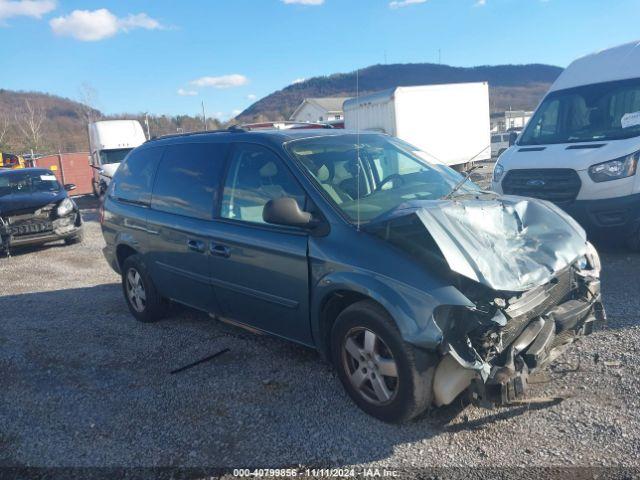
[356,67,361,231]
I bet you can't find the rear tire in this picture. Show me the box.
[331,300,437,423]
[121,254,167,322]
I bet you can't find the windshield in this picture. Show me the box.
[99,148,133,165]
[520,78,640,145]
[286,134,478,223]
[0,171,61,197]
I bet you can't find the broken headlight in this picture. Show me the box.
[492,163,504,183]
[588,151,639,182]
[576,241,601,275]
[585,241,601,274]
[56,198,74,217]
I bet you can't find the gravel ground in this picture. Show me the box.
[0,193,639,475]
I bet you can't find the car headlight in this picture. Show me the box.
[588,151,639,183]
[577,241,602,276]
[493,163,504,183]
[57,198,74,217]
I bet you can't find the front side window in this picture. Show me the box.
[151,143,228,220]
[221,144,305,225]
[99,148,133,165]
[0,171,60,197]
[520,78,640,145]
[286,134,477,223]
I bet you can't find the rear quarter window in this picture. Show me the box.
[112,146,163,205]
[151,142,229,220]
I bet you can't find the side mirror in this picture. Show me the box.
[508,131,518,147]
[64,183,77,191]
[263,197,313,228]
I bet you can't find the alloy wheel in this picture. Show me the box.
[342,327,399,405]
[126,268,146,313]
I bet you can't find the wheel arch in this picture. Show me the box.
[116,243,138,271]
[312,271,452,362]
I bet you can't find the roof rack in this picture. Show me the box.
[145,121,335,143]
[234,121,335,131]
[146,127,242,143]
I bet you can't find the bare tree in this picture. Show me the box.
[77,82,100,124]
[15,100,46,152]
[0,113,9,148]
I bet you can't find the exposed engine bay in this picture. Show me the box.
[368,194,606,407]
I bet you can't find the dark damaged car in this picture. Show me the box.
[0,168,83,255]
[101,130,605,423]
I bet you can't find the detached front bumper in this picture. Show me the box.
[474,293,604,406]
[433,264,606,407]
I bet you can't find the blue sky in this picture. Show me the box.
[1,0,639,119]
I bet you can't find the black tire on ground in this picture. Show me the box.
[121,254,168,323]
[331,300,438,423]
[64,231,84,245]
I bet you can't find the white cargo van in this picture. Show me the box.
[492,40,640,249]
[343,83,491,168]
[88,120,147,196]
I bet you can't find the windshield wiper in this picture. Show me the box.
[442,165,483,200]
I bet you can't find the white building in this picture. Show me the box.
[504,110,533,131]
[290,97,349,123]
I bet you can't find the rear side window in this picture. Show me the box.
[112,146,163,205]
[151,142,228,220]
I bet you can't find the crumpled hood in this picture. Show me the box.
[0,191,64,216]
[375,195,588,292]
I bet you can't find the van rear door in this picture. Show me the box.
[146,142,229,314]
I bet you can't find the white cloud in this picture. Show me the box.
[247,94,257,100]
[50,8,164,41]
[190,74,249,89]
[281,0,324,5]
[232,109,242,116]
[0,0,56,23]
[177,88,198,97]
[389,0,427,9]
[292,78,306,84]
[474,0,486,5]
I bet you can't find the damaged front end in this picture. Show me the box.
[432,253,605,407]
[368,195,607,408]
[0,200,82,255]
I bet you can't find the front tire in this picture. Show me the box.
[121,254,167,322]
[331,300,437,423]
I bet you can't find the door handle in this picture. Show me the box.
[210,244,231,258]
[187,239,205,253]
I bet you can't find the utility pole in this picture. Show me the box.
[201,101,207,131]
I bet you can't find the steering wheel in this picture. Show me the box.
[376,173,406,191]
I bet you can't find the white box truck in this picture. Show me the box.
[88,120,147,196]
[492,40,640,250]
[343,82,491,168]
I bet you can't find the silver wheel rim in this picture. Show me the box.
[126,268,146,313]
[342,327,399,406]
